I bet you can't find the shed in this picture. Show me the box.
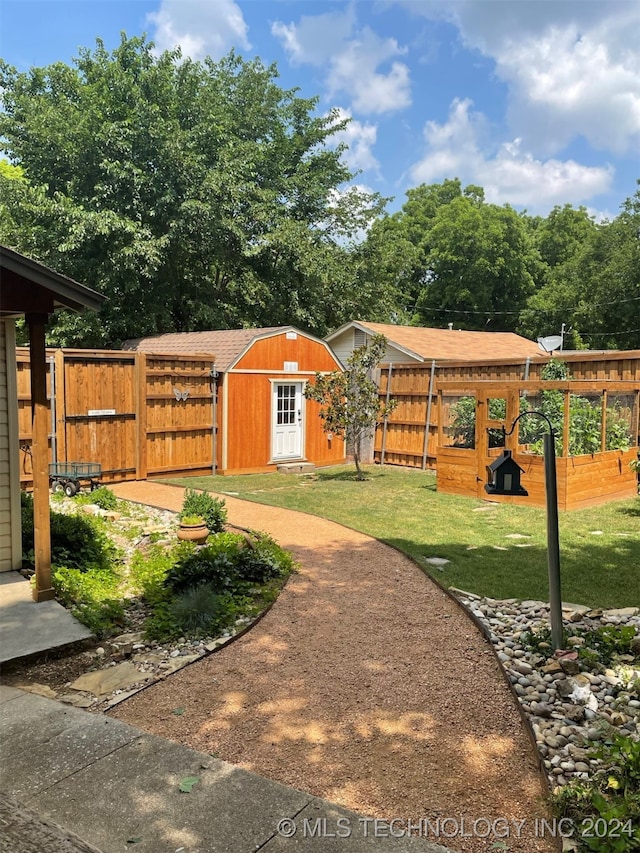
[326,320,541,366]
[0,245,104,598]
[124,327,345,474]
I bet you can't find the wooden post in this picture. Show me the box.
[562,390,570,457]
[421,360,436,470]
[54,349,66,463]
[27,314,55,602]
[135,352,147,480]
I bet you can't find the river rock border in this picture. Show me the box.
[451,589,640,790]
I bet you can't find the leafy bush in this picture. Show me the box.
[164,531,295,594]
[52,566,125,637]
[128,543,191,604]
[88,486,119,510]
[552,732,640,852]
[164,533,248,595]
[21,491,119,572]
[169,585,240,635]
[180,488,226,532]
[236,532,297,583]
[521,624,638,671]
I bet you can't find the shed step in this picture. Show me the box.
[276,462,316,474]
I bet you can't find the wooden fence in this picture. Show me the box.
[16,348,217,488]
[374,351,640,469]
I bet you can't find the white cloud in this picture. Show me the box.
[401,1,640,154]
[329,108,379,174]
[410,99,614,213]
[148,0,250,60]
[271,7,356,66]
[272,14,411,115]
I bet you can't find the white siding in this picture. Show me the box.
[328,327,422,366]
[0,320,21,571]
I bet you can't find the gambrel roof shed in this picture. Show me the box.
[124,326,345,475]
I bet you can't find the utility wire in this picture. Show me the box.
[418,295,640,316]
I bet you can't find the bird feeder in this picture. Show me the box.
[485,450,528,496]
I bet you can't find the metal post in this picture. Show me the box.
[543,430,563,650]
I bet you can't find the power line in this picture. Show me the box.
[419,295,640,317]
[579,328,640,338]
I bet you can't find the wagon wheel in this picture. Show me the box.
[51,480,65,495]
[64,480,79,498]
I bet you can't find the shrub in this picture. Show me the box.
[21,492,119,573]
[169,585,239,635]
[164,531,296,594]
[180,488,226,532]
[88,486,119,510]
[552,732,640,852]
[236,532,297,583]
[164,533,247,595]
[52,566,125,637]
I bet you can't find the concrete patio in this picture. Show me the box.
[0,572,92,665]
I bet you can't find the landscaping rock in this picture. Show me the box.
[69,662,153,698]
[452,589,640,792]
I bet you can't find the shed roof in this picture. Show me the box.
[0,244,104,317]
[327,321,541,362]
[123,327,294,371]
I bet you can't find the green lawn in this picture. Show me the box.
[163,465,639,609]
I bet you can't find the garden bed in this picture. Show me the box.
[4,488,294,709]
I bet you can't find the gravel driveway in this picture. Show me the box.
[109,481,555,853]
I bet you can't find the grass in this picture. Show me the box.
[163,465,640,609]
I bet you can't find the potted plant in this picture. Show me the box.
[177,514,209,545]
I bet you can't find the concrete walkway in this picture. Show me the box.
[0,685,451,852]
[0,572,92,665]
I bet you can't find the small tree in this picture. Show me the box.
[304,334,396,480]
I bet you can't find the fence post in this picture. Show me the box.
[421,360,436,470]
[54,349,66,464]
[600,390,607,452]
[135,352,147,480]
[379,363,393,466]
[562,390,570,457]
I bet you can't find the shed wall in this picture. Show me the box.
[224,372,344,473]
[233,332,341,372]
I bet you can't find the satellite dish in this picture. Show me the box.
[537,335,563,352]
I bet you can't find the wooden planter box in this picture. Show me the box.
[437,445,638,510]
[435,380,639,510]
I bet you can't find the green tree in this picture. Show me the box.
[417,195,538,330]
[0,36,386,345]
[518,190,640,349]
[304,334,396,480]
[359,179,539,330]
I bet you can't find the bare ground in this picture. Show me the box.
[108,481,556,853]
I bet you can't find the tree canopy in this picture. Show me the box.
[1,34,637,351]
[0,35,385,346]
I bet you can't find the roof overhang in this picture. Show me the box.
[325,320,426,363]
[0,245,105,318]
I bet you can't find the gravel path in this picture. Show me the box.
[109,481,554,853]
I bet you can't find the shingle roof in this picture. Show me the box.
[329,321,541,362]
[122,327,285,371]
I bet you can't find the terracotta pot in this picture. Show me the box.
[177,522,209,545]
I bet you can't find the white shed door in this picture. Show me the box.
[272,383,303,460]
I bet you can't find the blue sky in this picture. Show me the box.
[1,0,638,219]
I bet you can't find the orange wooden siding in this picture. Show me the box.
[224,372,344,473]
[233,332,340,372]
